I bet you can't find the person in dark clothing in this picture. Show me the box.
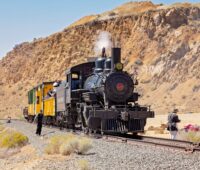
[57,114,64,130]
[36,111,43,136]
[167,109,181,140]
[7,116,11,123]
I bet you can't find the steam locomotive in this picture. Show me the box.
[24,47,154,134]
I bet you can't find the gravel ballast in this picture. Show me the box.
[0,120,200,170]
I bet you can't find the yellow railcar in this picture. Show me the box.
[43,97,56,117]
[27,82,54,122]
[34,82,54,114]
[35,86,42,114]
[28,88,36,121]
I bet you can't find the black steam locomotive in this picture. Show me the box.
[25,47,154,134]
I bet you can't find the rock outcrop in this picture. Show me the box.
[0,2,200,118]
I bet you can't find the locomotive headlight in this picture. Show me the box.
[116,82,124,91]
[115,63,123,71]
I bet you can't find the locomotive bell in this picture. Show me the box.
[111,48,123,71]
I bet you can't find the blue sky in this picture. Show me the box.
[0,0,199,58]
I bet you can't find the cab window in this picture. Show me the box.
[71,73,80,90]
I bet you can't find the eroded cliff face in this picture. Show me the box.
[0,2,200,118]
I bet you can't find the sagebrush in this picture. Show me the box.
[78,159,90,170]
[45,134,92,155]
[179,130,200,143]
[0,127,28,148]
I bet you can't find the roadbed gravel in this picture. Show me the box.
[1,120,200,170]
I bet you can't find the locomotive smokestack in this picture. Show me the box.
[101,47,106,58]
[111,48,122,71]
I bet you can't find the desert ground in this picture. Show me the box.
[0,1,200,169]
[1,119,200,170]
[145,112,200,138]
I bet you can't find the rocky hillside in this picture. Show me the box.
[0,1,200,118]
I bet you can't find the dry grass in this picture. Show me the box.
[147,123,167,134]
[69,15,98,28]
[112,1,160,16]
[154,128,164,134]
[179,130,200,143]
[78,159,90,170]
[0,126,28,148]
[45,134,92,156]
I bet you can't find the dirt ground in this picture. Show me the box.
[145,113,200,138]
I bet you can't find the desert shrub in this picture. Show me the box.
[60,137,79,155]
[179,125,200,143]
[45,135,68,154]
[179,130,200,143]
[18,86,23,91]
[148,126,155,131]
[169,83,178,91]
[140,79,151,84]
[12,91,16,95]
[77,137,92,154]
[148,123,167,134]
[134,58,143,65]
[151,86,157,91]
[0,128,28,148]
[108,12,116,16]
[45,134,92,156]
[78,159,89,170]
[193,85,200,92]
[154,129,164,134]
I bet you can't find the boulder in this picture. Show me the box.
[165,9,188,28]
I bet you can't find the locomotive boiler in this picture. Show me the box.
[84,48,136,104]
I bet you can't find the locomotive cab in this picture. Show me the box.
[65,62,95,103]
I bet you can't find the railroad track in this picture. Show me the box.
[102,133,200,153]
[2,119,200,153]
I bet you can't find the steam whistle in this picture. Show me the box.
[101,47,107,58]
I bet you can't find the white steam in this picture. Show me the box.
[94,31,113,56]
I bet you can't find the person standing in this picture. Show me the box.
[167,109,181,140]
[7,116,11,123]
[57,113,64,130]
[36,110,43,136]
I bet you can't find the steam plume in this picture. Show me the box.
[94,31,113,56]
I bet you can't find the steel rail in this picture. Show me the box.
[103,134,200,153]
[2,119,200,152]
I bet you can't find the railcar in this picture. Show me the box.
[26,82,54,122]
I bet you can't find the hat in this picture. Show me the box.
[53,82,59,87]
[173,109,179,113]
